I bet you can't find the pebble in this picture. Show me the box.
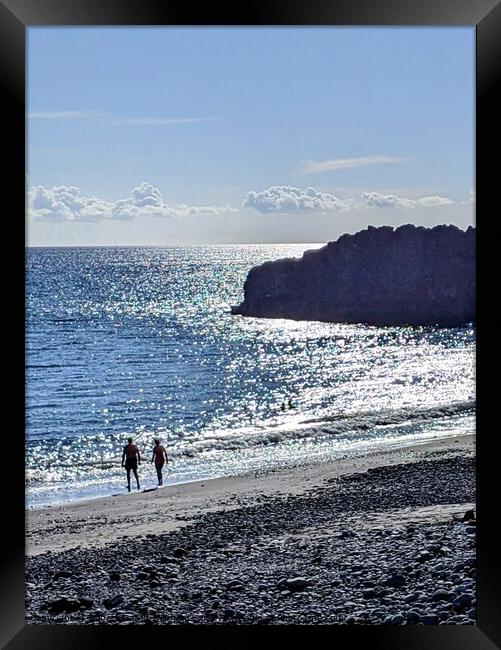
[25,453,475,626]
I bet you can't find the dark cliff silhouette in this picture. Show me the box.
[231,224,475,327]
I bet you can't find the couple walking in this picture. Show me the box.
[121,437,168,492]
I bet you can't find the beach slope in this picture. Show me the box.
[26,435,475,625]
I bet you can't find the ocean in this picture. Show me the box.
[26,244,475,508]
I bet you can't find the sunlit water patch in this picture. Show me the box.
[26,245,475,507]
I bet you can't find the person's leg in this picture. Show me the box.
[133,467,140,489]
[126,467,131,492]
[156,465,163,485]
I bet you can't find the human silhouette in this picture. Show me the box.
[121,437,141,492]
[151,438,168,486]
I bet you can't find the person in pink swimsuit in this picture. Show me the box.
[151,438,168,486]
[121,437,141,492]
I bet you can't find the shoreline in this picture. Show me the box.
[27,422,475,513]
[26,401,475,513]
[25,432,476,625]
[27,433,474,557]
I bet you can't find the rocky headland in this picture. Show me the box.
[231,224,475,327]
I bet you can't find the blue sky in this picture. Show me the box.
[27,27,475,246]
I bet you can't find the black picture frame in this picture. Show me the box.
[2,0,498,647]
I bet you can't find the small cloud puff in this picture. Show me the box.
[176,204,236,216]
[112,183,172,221]
[361,192,453,209]
[29,183,236,222]
[243,186,353,214]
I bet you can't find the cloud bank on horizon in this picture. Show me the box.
[243,186,462,214]
[28,182,472,223]
[29,182,236,223]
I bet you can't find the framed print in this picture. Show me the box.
[1,0,498,647]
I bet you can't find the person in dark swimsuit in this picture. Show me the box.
[151,438,168,486]
[122,437,141,492]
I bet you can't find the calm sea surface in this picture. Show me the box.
[26,245,475,507]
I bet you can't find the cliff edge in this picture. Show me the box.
[231,224,475,327]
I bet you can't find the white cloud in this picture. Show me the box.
[361,192,453,209]
[243,186,456,214]
[243,186,353,213]
[459,189,475,206]
[111,182,173,221]
[361,192,414,209]
[28,112,215,127]
[29,185,106,222]
[414,195,454,207]
[28,111,103,120]
[300,156,405,175]
[28,183,236,223]
[176,204,237,216]
[107,117,216,126]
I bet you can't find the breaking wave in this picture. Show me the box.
[168,400,475,458]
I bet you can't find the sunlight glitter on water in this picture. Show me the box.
[26,245,475,507]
